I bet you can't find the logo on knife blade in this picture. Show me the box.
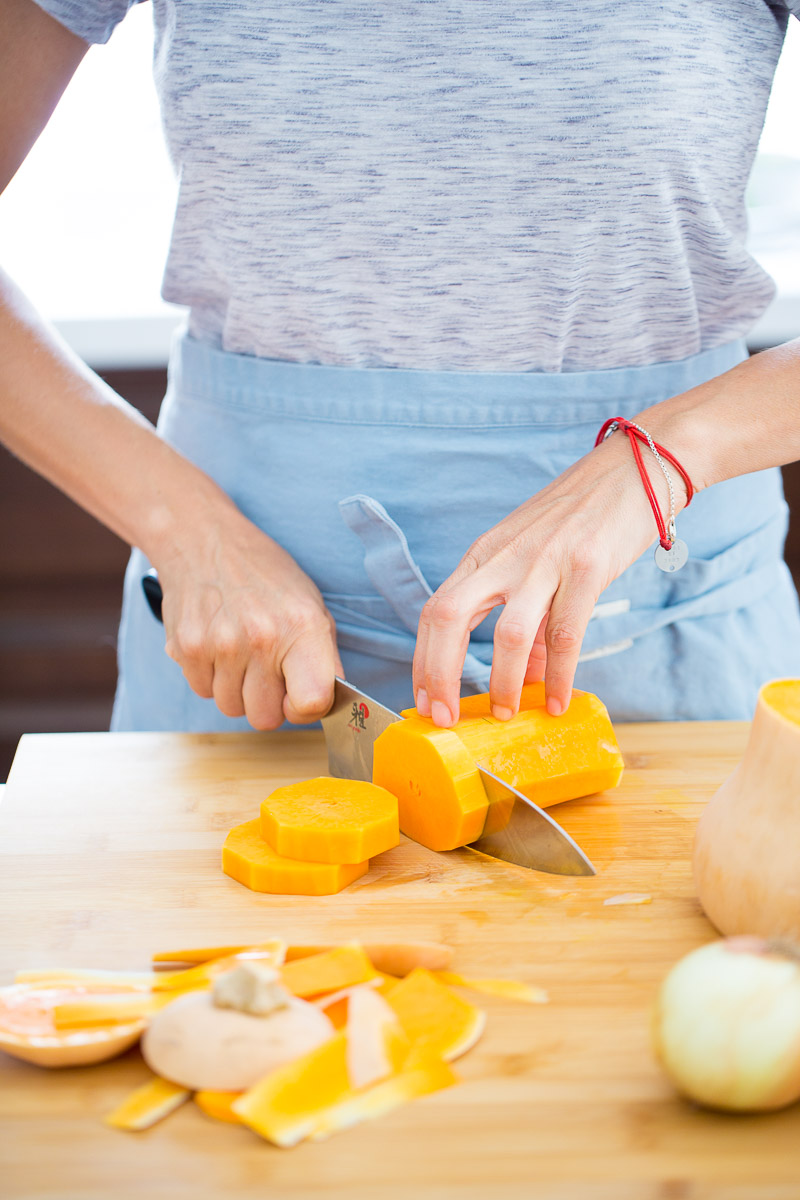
[348,701,370,731]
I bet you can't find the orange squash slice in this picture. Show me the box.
[374,683,623,851]
[0,983,146,1068]
[222,820,368,895]
[104,1076,191,1131]
[260,777,399,864]
[280,944,379,998]
[384,968,486,1061]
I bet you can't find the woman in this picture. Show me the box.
[2,0,800,732]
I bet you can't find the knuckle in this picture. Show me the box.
[428,591,463,629]
[495,617,530,652]
[245,618,278,653]
[286,602,329,641]
[546,620,582,654]
[568,544,602,580]
[248,706,284,731]
[289,689,332,720]
[175,628,205,663]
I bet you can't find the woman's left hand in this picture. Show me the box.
[412,432,681,726]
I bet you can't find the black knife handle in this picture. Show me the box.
[142,569,164,623]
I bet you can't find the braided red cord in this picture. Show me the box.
[595,417,694,551]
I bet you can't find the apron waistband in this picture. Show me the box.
[170,330,748,427]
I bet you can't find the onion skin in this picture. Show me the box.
[652,939,800,1112]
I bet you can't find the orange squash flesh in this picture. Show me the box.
[260,777,399,864]
[194,1090,244,1124]
[372,718,489,851]
[233,1031,352,1147]
[222,820,368,896]
[280,945,379,998]
[384,968,486,1062]
[374,683,622,851]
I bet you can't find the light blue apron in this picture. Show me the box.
[112,333,800,729]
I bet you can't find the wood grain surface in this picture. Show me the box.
[1,723,798,1200]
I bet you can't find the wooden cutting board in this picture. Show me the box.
[1,723,798,1200]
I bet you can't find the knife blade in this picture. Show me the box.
[321,678,596,877]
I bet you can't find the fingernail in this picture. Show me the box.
[431,700,454,727]
[492,705,513,721]
[547,696,563,717]
[416,688,430,716]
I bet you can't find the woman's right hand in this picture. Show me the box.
[154,508,343,730]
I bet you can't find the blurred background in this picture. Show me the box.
[1,8,799,778]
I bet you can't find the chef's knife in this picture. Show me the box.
[140,575,595,876]
[322,678,596,877]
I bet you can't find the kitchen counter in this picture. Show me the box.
[1,723,798,1200]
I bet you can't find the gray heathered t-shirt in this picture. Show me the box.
[33,1,800,372]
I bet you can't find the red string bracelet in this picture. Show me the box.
[595,417,695,572]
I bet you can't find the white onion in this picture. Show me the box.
[652,937,800,1112]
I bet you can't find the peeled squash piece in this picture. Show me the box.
[222,820,368,895]
[694,679,800,940]
[373,682,623,851]
[0,984,146,1068]
[261,777,399,864]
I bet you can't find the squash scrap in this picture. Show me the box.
[280,944,379,998]
[310,1046,458,1141]
[223,819,368,895]
[53,992,175,1028]
[154,946,286,993]
[433,971,548,1004]
[345,985,410,1090]
[194,1090,244,1124]
[385,968,486,1061]
[374,683,623,851]
[233,1030,352,1147]
[286,941,453,976]
[152,939,286,968]
[15,968,155,990]
[261,777,399,864]
[104,1076,191,1131]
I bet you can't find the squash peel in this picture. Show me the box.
[384,968,486,1061]
[280,944,379,998]
[104,1076,191,1131]
[194,1089,244,1124]
[433,971,548,1004]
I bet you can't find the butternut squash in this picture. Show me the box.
[222,819,368,895]
[260,777,399,864]
[694,679,800,940]
[373,682,623,851]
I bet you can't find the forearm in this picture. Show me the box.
[0,267,238,565]
[626,338,800,499]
